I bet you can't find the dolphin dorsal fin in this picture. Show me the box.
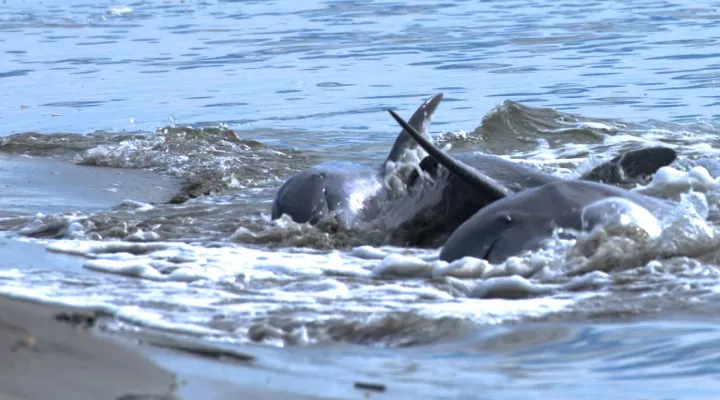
[387,109,511,201]
[382,93,444,171]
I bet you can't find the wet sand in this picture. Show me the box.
[0,234,362,399]
[0,296,177,400]
[0,291,385,400]
[0,237,87,272]
[0,153,183,214]
[2,234,718,400]
[0,295,355,400]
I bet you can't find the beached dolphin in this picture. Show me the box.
[387,109,674,264]
[440,180,673,263]
[271,93,444,225]
[273,93,675,240]
[377,127,676,247]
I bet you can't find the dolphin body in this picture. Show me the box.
[378,146,676,247]
[272,93,676,242]
[271,93,444,226]
[439,179,672,264]
[376,106,676,247]
[387,109,675,264]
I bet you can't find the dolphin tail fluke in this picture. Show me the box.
[383,93,444,169]
[387,109,512,201]
[581,146,677,185]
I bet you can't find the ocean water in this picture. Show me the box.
[2,0,720,398]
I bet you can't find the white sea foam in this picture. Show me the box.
[0,236,594,344]
[48,240,374,282]
[107,6,133,16]
[636,166,720,196]
[4,154,720,346]
[432,257,491,279]
[582,197,662,239]
[0,269,24,278]
[373,253,434,277]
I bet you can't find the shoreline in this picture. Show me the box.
[0,294,380,400]
[3,282,720,400]
[0,295,177,400]
[0,153,183,215]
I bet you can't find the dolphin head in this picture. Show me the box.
[271,162,381,226]
[439,209,556,264]
[386,109,563,264]
[271,170,332,225]
[271,95,446,226]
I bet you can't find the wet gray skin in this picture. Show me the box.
[273,92,674,240]
[271,93,444,226]
[378,115,675,247]
[440,180,673,264]
[387,109,675,264]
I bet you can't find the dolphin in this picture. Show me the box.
[387,109,674,264]
[271,93,444,226]
[377,120,676,247]
[273,92,676,239]
[439,180,672,264]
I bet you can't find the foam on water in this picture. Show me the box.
[106,6,132,16]
[3,159,719,346]
[2,95,720,347]
[48,240,375,281]
[635,165,720,198]
[78,126,284,181]
[0,284,223,336]
[582,197,663,239]
[0,241,572,345]
[0,225,717,347]
[8,178,712,344]
[0,236,588,345]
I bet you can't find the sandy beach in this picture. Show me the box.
[0,152,374,399]
[0,295,177,400]
[0,293,389,400]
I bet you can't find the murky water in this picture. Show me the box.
[2,0,720,398]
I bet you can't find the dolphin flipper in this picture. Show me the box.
[382,93,444,170]
[582,146,677,185]
[387,109,512,200]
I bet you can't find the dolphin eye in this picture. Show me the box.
[499,214,512,224]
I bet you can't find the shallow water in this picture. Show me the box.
[2,0,720,398]
[2,0,720,138]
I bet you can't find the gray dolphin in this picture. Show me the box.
[378,122,675,247]
[271,93,444,225]
[440,180,672,264]
[387,109,674,264]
